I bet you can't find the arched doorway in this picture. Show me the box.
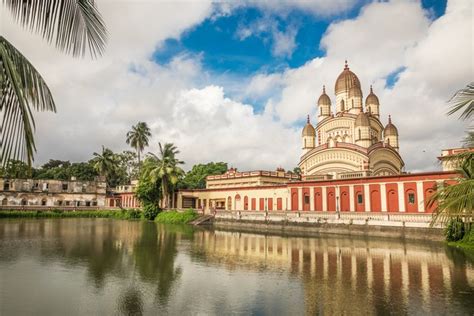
[235,194,241,210]
[1,198,7,206]
[340,191,350,212]
[387,189,398,212]
[370,190,381,212]
[244,196,249,210]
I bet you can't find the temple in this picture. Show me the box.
[300,61,404,180]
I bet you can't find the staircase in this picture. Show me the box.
[190,214,214,226]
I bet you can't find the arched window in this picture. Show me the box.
[304,139,306,147]
[351,99,354,107]
[1,198,7,206]
[358,129,361,140]
[227,196,232,210]
[320,107,322,116]
[340,100,345,111]
[21,199,27,206]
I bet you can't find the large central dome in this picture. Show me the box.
[335,61,361,94]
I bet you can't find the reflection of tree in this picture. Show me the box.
[117,286,143,316]
[133,222,181,305]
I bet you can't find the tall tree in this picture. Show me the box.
[126,122,151,165]
[430,82,474,229]
[142,143,184,209]
[1,1,107,166]
[91,146,116,186]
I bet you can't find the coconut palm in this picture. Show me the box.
[126,122,152,165]
[142,143,184,209]
[430,83,474,227]
[91,146,116,186]
[1,1,107,166]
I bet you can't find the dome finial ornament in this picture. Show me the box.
[344,60,349,69]
[307,114,310,124]
[323,85,326,93]
[370,85,373,93]
[388,114,392,124]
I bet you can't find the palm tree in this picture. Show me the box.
[91,146,116,186]
[126,122,151,165]
[142,143,184,209]
[1,1,107,166]
[430,82,474,227]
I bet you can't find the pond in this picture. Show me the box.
[0,219,472,315]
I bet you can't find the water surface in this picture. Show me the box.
[0,219,473,315]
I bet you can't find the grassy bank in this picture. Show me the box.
[154,209,198,224]
[449,227,474,250]
[0,209,142,220]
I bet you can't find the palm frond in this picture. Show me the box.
[3,0,107,57]
[447,82,474,121]
[1,36,56,166]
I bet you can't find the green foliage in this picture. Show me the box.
[178,162,227,189]
[1,2,107,166]
[142,204,160,221]
[154,209,198,224]
[0,160,32,178]
[445,218,466,242]
[126,122,152,164]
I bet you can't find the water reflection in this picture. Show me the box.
[0,219,472,315]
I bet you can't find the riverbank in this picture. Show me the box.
[0,209,198,224]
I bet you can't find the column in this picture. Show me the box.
[364,184,371,212]
[416,181,424,212]
[349,185,355,212]
[297,187,303,211]
[310,187,315,211]
[322,187,327,211]
[398,182,405,212]
[380,183,387,212]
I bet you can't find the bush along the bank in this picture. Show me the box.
[445,218,466,242]
[142,204,160,221]
[154,209,198,224]
[0,209,142,219]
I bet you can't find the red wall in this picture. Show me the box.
[314,187,323,211]
[386,183,399,212]
[277,198,282,211]
[353,185,365,212]
[340,186,350,212]
[291,188,298,211]
[423,181,437,213]
[327,187,336,212]
[369,184,381,212]
[403,182,417,213]
[302,188,310,211]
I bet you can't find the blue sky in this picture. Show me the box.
[153,0,447,79]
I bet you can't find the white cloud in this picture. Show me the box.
[248,0,472,171]
[1,0,471,175]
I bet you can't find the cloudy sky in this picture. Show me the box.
[1,0,472,172]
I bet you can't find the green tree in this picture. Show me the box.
[69,162,98,181]
[142,143,184,209]
[126,122,152,165]
[179,162,227,189]
[0,160,32,178]
[91,146,117,187]
[430,82,474,233]
[1,1,107,166]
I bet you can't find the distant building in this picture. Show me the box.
[106,180,140,208]
[0,177,106,208]
[438,147,474,171]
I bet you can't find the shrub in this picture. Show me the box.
[142,204,160,221]
[154,209,198,224]
[445,218,465,242]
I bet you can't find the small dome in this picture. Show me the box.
[318,85,331,105]
[335,61,361,95]
[366,85,379,105]
[348,86,362,98]
[384,115,398,136]
[302,115,316,137]
[355,111,370,126]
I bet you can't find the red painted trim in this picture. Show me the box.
[386,183,399,212]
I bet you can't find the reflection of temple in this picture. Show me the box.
[192,229,474,314]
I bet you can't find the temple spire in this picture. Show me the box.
[388,115,392,124]
[307,114,310,124]
[370,85,373,93]
[344,60,349,70]
[322,85,326,94]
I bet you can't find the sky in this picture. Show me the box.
[1,0,472,172]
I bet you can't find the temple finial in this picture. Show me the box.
[370,85,373,93]
[388,115,392,124]
[307,114,310,124]
[323,85,326,93]
[344,60,348,69]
